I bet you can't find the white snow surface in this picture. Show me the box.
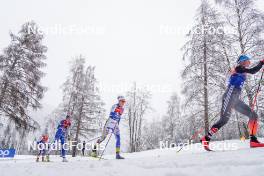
[1,139,264,176]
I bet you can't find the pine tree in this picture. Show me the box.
[0,21,47,130]
[59,56,105,157]
[0,21,46,150]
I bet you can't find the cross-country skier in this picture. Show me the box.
[36,134,49,162]
[201,55,264,151]
[54,114,71,162]
[91,96,126,159]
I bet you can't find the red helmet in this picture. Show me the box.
[42,135,49,142]
[63,119,71,128]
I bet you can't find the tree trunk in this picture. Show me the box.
[72,97,84,157]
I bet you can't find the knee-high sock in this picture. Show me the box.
[207,127,218,139]
[248,119,259,136]
[115,134,121,153]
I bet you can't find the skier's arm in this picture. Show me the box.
[110,105,118,119]
[236,62,264,74]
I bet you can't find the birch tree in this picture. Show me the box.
[126,83,151,152]
[162,93,181,142]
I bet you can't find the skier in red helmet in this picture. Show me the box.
[36,134,49,162]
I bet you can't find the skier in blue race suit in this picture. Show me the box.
[54,115,71,162]
[92,96,126,159]
[201,55,264,151]
[36,134,49,162]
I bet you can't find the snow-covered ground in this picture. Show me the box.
[1,139,264,176]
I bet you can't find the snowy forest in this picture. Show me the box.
[0,0,264,156]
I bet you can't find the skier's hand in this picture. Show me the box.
[261,59,264,64]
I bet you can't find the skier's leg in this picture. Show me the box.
[91,121,109,156]
[60,135,66,158]
[114,125,124,159]
[114,125,121,153]
[97,125,108,144]
[201,87,238,150]
[41,150,45,162]
[233,99,258,135]
[47,128,62,157]
[36,150,41,162]
[232,100,264,147]
[209,87,238,137]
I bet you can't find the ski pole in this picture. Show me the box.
[176,113,220,153]
[98,122,118,161]
[251,69,264,111]
[86,136,102,143]
[176,127,204,153]
[247,70,264,135]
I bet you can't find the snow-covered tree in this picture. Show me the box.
[182,0,227,135]
[59,56,105,157]
[125,83,151,152]
[141,117,164,150]
[215,0,264,137]
[0,21,46,150]
[162,93,181,142]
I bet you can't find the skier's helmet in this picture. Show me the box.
[117,96,126,102]
[42,135,48,142]
[237,55,250,64]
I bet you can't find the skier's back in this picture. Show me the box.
[54,114,71,162]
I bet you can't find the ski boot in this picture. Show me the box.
[116,153,125,159]
[62,157,68,162]
[36,157,39,162]
[46,155,50,162]
[250,135,264,148]
[41,156,45,162]
[91,144,98,157]
[91,151,97,157]
[201,135,212,151]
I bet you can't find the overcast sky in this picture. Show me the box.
[1,0,264,120]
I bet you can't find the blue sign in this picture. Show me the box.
[0,149,16,158]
